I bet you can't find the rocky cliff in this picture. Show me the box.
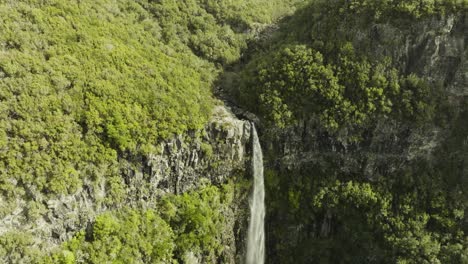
[261,13,467,263]
[0,105,252,262]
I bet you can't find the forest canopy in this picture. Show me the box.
[0,0,466,263]
[0,0,298,200]
[231,0,467,263]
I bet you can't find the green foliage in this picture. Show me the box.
[246,4,467,261]
[0,232,43,263]
[311,180,467,264]
[160,184,235,261]
[241,45,341,128]
[234,0,459,133]
[200,142,214,158]
[44,183,236,263]
[138,0,300,65]
[0,0,216,202]
[395,74,438,123]
[231,0,465,263]
[239,42,422,132]
[0,0,299,261]
[335,0,465,19]
[263,101,468,263]
[47,209,175,264]
[0,0,297,203]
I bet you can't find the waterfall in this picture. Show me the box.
[246,123,265,264]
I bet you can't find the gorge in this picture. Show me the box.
[0,0,466,263]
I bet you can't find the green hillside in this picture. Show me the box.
[0,0,298,262]
[231,1,467,263]
[0,0,298,200]
[0,0,466,263]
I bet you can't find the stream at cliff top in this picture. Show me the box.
[246,123,265,264]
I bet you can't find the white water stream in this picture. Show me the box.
[246,123,265,264]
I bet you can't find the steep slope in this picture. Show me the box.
[1,0,466,263]
[230,0,467,263]
[0,0,300,262]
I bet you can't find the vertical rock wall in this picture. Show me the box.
[264,14,466,263]
[0,105,252,262]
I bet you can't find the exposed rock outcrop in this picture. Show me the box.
[264,13,467,263]
[0,105,252,262]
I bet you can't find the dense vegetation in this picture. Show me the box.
[264,105,467,263]
[235,0,466,132]
[0,0,297,210]
[239,43,436,132]
[0,0,295,262]
[0,183,243,263]
[48,184,238,264]
[230,0,467,263]
[0,0,466,263]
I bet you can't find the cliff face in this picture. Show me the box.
[0,105,252,263]
[267,13,466,175]
[361,14,466,96]
[263,14,467,263]
[124,105,251,204]
[0,3,465,263]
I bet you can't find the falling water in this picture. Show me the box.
[246,123,265,264]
